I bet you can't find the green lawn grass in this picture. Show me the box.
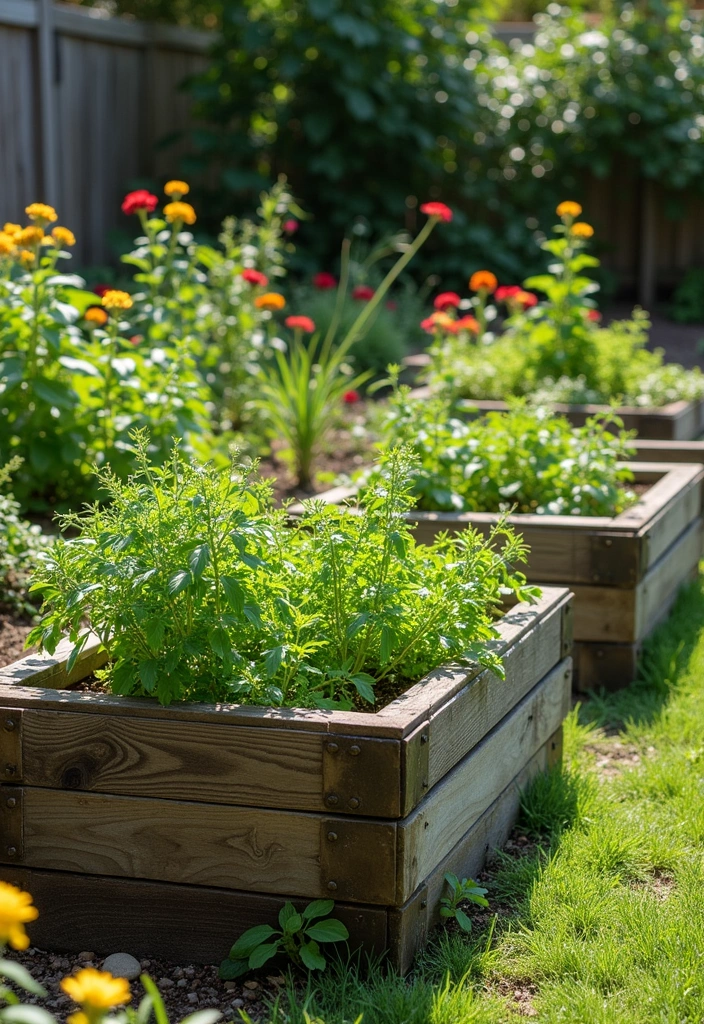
[250,570,704,1023]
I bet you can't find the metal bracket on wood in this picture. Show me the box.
[320,818,396,905]
[0,710,22,784]
[0,787,23,863]
[322,735,401,818]
[561,600,573,661]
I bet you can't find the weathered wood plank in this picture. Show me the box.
[573,641,640,693]
[1,789,397,903]
[396,658,571,904]
[634,516,703,641]
[631,440,704,464]
[1,867,388,965]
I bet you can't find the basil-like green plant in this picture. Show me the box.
[440,873,489,934]
[220,900,349,979]
[27,432,537,707]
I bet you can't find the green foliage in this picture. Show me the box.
[671,267,704,324]
[378,387,636,516]
[439,873,489,934]
[219,901,349,978]
[426,212,704,407]
[0,459,49,616]
[28,434,535,707]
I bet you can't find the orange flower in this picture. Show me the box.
[420,311,456,334]
[164,201,196,226]
[84,306,109,326]
[556,201,582,219]
[469,270,497,294]
[101,289,133,311]
[449,315,480,334]
[571,222,594,239]
[19,250,36,268]
[3,223,21,238]
[164,180,189,198]
[16,226,44,247]
[0,233,16,256]
[254,292,286,311]
[25,203,57,224]
[52,226,76,248]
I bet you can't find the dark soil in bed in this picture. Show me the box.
[0,612,33,669]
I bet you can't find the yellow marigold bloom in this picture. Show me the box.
[67,1013,89,1024]
[16,226,45,247]
[254,292,286,311]
[52,226,76,248]
[164,201,196,225]
[556,201,582,218]
[61,969,130,1011]
[0,882,38,950]
[101,289,133,311]
[25,202,58,224]
[0,233,16,255]
[3,223,21,238]
[571,221,594,238]
[164,180,190,198]
[19,250,36,268]
[469,270,498,293]
[84,306,109,326]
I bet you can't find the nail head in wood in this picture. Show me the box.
[348,797,360,809]
[327,832,337,842]
[327,881,337,891]
[326,742,339,754]
[3,721,15,732]
[6,848,16,858]
[5,798,16,809]
[349,745,360,756]
[325,794,339,807]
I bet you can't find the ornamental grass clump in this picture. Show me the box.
[377,384,636,517]
[27,432,536,708]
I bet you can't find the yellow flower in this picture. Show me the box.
[0,882,38,950]
[163,201,196,226]
[67,1013,89,1024]
[19,250,36,268]
[52,226,76,248]
[254,292,286,311]
[3,223,21,238]
[16,226,45,247]
[556,201,582,219]
[61,968,130,1011]
[101,289,133,311]
[571,222,594,238]
[0,233,16,256]
[469,270,498,293]
[84,306,109,326]
[25,203,58,224]
[164,180,190,198]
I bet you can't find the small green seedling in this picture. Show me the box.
[440,872,489,933]
[219,900,349,978]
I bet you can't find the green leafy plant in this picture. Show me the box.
[0,458,49,616]
[28,432,536,707]
[440,872,489,934]
[671,268,704,324]
[378,383,636,517]
[219,900,349,979]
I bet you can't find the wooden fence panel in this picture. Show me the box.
[0,23,40,226]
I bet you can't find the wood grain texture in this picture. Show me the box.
[573,641,640,693]
[634,516,703,641]
[631,440,704,464]
[396,658,571,903]
[3,788,396,903]
[1,867,388,964]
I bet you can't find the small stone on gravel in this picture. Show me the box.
[158,977,175,989]
[177,979,187,988]
[77,952,95,963]
[102,953,142,981]
[231,999,244,1009]
[243,980,259,990]
[187,993,198,1005]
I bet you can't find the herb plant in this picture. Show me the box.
[28,432,536,707]
[378,385,636,517]
[219,901,349,979]
[440,872,489,934]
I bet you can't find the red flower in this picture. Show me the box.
[420,311,455,334]
[313,272,337,290]
[242,269,269,286]
[515,290,538,308]
[352,285,375,301]
[343,390,360,404]
[420,202,453,223]
[121,190,158,216]
[285,315,316,333]
[93,284,112,298]
[449,315,480,334]
[587,309,602,322]
[129,334,144,346]
[283,219,299,235]
[495,285,522,303]
[433,291,461,311]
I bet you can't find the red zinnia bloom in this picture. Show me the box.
[93,284,112,298]
[420,202,453,223]
[352,285,375,301]
[449,315,480,334]
[420,311,455,334]
[495,285,522,303]
[587,309,602,322]
[283,219,299,235]
[433,291,461,311]
[313,272,337,290]
[242,268,269,286]
[285,315,316,333]
[343,390,360,404]
[515,290,538,308]
[121,190,158,216]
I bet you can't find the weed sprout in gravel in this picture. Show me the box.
[27,431,539,708]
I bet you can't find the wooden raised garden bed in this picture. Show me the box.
[310,462,704,691]
[0,590,571,972]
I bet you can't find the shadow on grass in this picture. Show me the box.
[579,570,704,732]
